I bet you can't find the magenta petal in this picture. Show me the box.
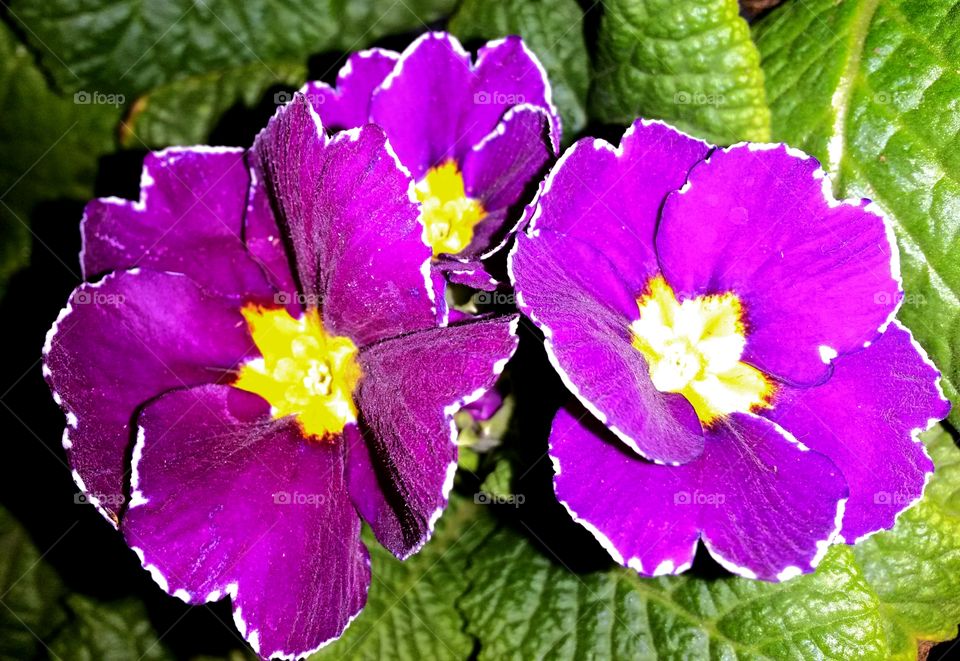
[349,315,519,558]
[122,385,370,659]
[436,257,498,292]
[82,147,272,299]
[550,408,700,575]
[303,48,399,130]
[510,120,710,463]
[767,321,949,543]
[466,36,560,152]
[243,162,298,297]
[370,32,474,179]
[42,270,257,524]
[460,105,555,259]
[698,413,847,580]
[511,119,710,319]
[461,386,504,421]
[370,33,557,178]
[656,144,901,385]
[552,405,848,581]
[252,93,436,346]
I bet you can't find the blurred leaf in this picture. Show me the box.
[0,22,117,296]
[449,0,591,140]
[49,595,174,661]
[9,0,458,96]
[309,495,494,661]
[121,60,305,148]
[0,504,68,659]
[479,456,514,499]
[589,0,771,144]
[754,0,960,425]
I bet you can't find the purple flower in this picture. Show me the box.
[510,119,950,581]
[300,32,559,311]
[43,94,518,658]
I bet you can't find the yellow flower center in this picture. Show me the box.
[415,160,486,257]
[630,275,774,426]
[234,305,361,439]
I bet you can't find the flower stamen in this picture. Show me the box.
[630,275,774,425]
[415,160,485,257]
[234,305,361,439]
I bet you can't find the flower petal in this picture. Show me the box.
[370,33,556,178]
[510,120,710,463]
[550,406,700,575]
[82,147,272,298]
[303,48,399,130]
[435,257,498,292]
[656,143,901,385]
[122,385,370,660]
[767,321,949,543]
[243,162,298,297]
[370,32,473,178]
[252,93,436,346]
[552,404,848,581]
[348,315,518,558]
[698,412,848,581]
[466,35,560,152]
[42,270,257,524]
[460,105,555,259]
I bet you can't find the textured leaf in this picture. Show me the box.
[853,426,960,657]
[462,527,886,659]
[0,22,116,298]
[589,0,771,144]
[49,595,173,661]
[754,0,960,424]
[449,0,591,139]
[0,504,68,659]
[122,60,305,148]
[309,496,494,661]
[9,0,457,96]
[462,426,960,659]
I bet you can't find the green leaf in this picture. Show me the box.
[0,504,68,659]
[49,595,174,661]
[589,0,771,144]
[852,426,960,657]
[448,0,591,140]
[458,426,960,660]
[121,60,305,148]
[0,21,117,298]
[753,0,960,425]
[9,0,458,96]
[309,496,495,660]
[462,527,886,658]
[479,456,514,500]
